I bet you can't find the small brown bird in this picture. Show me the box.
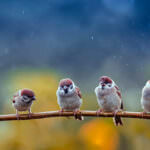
[12,89,36,119]
[95,76,123,126]
[56,78,83,120]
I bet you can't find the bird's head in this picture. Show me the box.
[58,78,75,96]
[99,76,114,90]
[20,89,36,102]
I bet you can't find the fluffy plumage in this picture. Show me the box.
[56,78,83,120]
[95,76,123,126]
[12,89,36,119]
[141,80,150,112]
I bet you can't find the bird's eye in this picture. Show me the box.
[70,85,73,89]
[108,84,111,87]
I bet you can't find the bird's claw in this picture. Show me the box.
[141,111,147,118]
[73,109,81,115]
[113,110,122,117]
[59,109,64,116]
[28,112,32,118]
[96,109,103,116]
[16,114,20,120]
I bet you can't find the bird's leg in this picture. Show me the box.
[16,110,20,120]
[113,108,124,116]
[28,108,32,118]
[141,111,147,118]
[113,109,120,117]
[59,108,64,116]
[96,108,104,116]
[73,109,81,116]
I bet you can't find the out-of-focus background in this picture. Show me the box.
[0,0,150,150]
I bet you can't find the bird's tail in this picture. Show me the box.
[74,114,84,121]
[113,116,123,126]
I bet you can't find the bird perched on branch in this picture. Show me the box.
[95,76,123,126]
[56,78,83,120]
[141,80,150,113]
[12,89,36,119]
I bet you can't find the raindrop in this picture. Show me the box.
[22,10,25,15]
[90,36,94,40]
[4,48,9,55]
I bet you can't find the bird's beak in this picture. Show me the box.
[101,83,105,90]
[63,86,68,94]
[32,96,36,100]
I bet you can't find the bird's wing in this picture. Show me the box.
[115,85,123,109]
[75,87,82,99]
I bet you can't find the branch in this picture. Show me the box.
[0,111,149,121]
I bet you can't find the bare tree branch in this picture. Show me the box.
[0,111,149,121]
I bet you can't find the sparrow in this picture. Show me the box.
[12,89,36,119]
[141,80,150,113]
[95,76,123,126]
[56,78,83,120]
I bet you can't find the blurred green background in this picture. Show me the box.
[0,0,150,150]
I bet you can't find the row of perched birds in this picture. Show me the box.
[12,76,150,126]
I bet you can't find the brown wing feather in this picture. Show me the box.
[75,87,82,99]
[115,86,123,110]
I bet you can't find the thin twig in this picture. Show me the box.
[0,111,148,121]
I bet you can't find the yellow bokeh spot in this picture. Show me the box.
[79,119,119,150]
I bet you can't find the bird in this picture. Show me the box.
[141,80,150,114]
[56,78,83,120]
[95,76,123,126]
[12,88,36,119]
